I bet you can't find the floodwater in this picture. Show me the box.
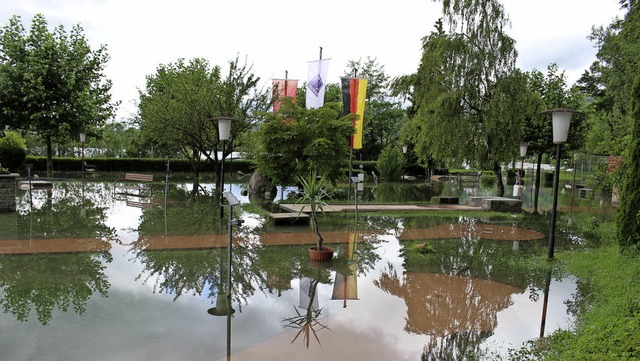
[0,174,613,360]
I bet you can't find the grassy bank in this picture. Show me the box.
[511,243,640,360]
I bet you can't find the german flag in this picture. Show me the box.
[341,77,368,149]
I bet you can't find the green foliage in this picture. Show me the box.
[255,99,354,187]
[0,130,26,149]
[0,130,26,172]
[343,57,407,160]
[138,56,270,183]
[405,5,540,195]
[22,155,255,175]
[513,246,640,360]
[616,62,640,253]
[376,144,405,181]
[0,14,118,175]
[297,172,332,250]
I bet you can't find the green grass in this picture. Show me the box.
[511,245,640,360]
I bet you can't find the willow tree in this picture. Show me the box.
[407,1,532,195]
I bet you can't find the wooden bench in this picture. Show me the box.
[114,173,153,196]
[268,212,310,225]
[432,196,460,205]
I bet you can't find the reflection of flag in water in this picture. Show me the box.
[341,77,368,149]
[306,59,330,109]
[272,79,298,112]
[332,232,359,306]
[299,278,320,312]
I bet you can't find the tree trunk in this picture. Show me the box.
[493,162,504,197]
[534,153,542,214]
[46,134,53,177]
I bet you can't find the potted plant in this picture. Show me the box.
[297,172,334,262]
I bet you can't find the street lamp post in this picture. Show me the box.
[80,132,86,184]
[513,143,528,198]
[402,144,408,182]
[215,117,233,218]
[519,143,528,186]
[544,108,579,259]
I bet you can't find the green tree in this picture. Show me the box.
[0,14,117,176]
[406,4,530,196]
[138,56,270,191]
[524,64,583,212]
[615,63,640,253]
[376,144,406,181]
[254,98,354,189]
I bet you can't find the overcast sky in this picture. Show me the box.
[0,0,625,121]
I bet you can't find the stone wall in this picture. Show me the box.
[0,174,19,212]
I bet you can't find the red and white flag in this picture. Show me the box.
[272,79,298,112]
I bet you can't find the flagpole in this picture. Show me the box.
[284,70,288,98]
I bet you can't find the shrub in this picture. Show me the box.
[376,145,406,181]
[0,131,27,172]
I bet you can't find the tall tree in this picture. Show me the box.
[407,2,529,195]
[616,61,640,253]
[524,64,583,212]
[138,56,270,192]
[0,14,117,176]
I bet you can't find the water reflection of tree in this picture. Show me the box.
[0,253,110,325]
[376,265,520,359]
[1,184,114,325]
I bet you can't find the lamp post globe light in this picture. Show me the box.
[543,108,579,259]
[215,117,233,218]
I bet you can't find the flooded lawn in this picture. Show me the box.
[0,177,613,360]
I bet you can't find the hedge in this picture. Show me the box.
[24,156,257,174]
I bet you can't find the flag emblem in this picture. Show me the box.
[308,75,324,96]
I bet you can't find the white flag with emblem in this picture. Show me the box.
[306,59,330,109]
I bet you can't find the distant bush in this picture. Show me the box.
[376,145,405,181]
[24,156,257,175]
[0,131,27,172]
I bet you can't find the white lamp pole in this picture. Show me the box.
[215,117,233,218]
[543,108,579,259]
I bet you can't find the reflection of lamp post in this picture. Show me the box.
[544,108,578,259]
[351,176,361,223]
[215,117,233,218]
[80,131,86,184]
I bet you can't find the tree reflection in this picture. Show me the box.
[0,181,114,325]
[0,253,110,325]
[376,265,521,359]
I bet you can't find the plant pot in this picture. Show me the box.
[309,246,334,262]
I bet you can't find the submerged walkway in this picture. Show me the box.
[279,203,482,213]
[0,223,544,254]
